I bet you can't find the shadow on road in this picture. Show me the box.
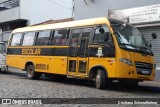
[138,86,160,93]
[0,70,26,78]
[39,75,160,94]
[1,70,160,94]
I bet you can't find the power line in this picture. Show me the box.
[47,0,72,10]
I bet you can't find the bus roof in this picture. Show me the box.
[12,17,110,33]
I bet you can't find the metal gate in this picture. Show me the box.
[138,27,160,64]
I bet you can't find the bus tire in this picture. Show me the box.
[26,64,41,80]
[95,69,106,89]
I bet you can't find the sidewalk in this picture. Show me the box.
[155,63,160,81]
[156,63,160,70]
[155,70,160,81]
[139,81,160,92]
[140,81,160,87]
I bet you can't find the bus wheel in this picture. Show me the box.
[95,69,106,89]
[26,65,41,80]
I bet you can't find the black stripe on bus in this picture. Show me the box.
[7,46,115,57]
[7,48,68,56]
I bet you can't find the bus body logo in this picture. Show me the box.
[22,48,41,55]
[96,47,103,57]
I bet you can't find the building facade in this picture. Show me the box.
[74,0,160,67]
[74,0,160,20]
[0,0,73,43]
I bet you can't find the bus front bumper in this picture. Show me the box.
[116,62,155,81]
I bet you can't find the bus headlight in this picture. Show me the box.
[120,58,133,66]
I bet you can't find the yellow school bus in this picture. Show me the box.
[6,17,157,89]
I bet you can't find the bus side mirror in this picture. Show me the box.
[121,23,126,30]
[152,33,157,39]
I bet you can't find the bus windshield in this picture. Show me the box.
[112,23,153,54]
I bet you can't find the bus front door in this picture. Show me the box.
[67,28,92,77]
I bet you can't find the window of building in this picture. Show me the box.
[36,30,51,46]
[52,29,69,45]
[11,33,22,46]
[22,32,36,46]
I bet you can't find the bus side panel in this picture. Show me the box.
[7,45,68,75]
[6,55,25,69]
[24,56,67,75]
[24,56,51,73]
[89,57,116,78]
[46,56,67,75]
[7,55,67,75]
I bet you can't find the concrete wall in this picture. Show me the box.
[20,0,73,25]
[0,7,20,23]
[74,0,160,20]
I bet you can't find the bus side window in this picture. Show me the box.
[22,32,36,46]
[69,29,81,57]
[11,33,23,46]
[79,29,92,57]
[36,30,51,46]
[52,29,69,45]
[93,26,111,44]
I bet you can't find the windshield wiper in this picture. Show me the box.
[120,43,146,53]
[122,44,148,54]
[139,46,149,50]
[120,43,138,48]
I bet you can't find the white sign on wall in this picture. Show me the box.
[129,4,160,24]
[109,4,160,24]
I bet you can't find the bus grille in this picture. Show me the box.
[135,61,153,75]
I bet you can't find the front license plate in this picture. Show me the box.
[142,70,149,75]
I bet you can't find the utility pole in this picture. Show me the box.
[72,0,75,19]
